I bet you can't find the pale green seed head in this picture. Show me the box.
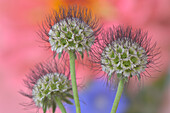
[101,37,148,78]
[49,18,94,53]
[32,73,71,108]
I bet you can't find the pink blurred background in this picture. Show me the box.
[0,0,170,113]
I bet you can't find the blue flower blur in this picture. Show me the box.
[65,79,129,113]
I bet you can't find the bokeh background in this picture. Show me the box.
[0,0,170,113]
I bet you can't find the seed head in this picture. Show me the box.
[38,5,101,58]
[49,18,94,53]
[19,61,73,112]
[91,26,160,81]
[101,37,148,77]
[32,73,71,108]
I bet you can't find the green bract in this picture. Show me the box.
[49,18,94,54]
[101,37,148,78]
[32,73,73,108]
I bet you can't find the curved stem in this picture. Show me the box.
[55,97,66,113]
[69,51,81,113]
[110,79,125,113]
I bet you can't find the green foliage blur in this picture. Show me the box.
[126,72,169,113]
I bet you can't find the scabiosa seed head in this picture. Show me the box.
[32,73,71,108]
[101,37,148,77]
[91,26,160,81]
[20,61,73,112]
[49,18,94,53]
[38,5,101,58]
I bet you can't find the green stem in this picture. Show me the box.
[55,97,66,113]
[110,79,125,113]
[68,51,81,113]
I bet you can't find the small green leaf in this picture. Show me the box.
[87,50,89,57]
[54,52,58,58]
[65,93,74,99]
[58,51,63,59]
[74,52,77,60]
[79,51,84,59]
[52,102,56,113]
[43,104,47,113]
[63,98,73,105]
[108,74,112,80]
[137,74,141,81]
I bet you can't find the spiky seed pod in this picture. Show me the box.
[38,5,101,59]
[91,26,160,81]
[32,73,71,108]
[101,37,148,77]
[19,61,73,112]
[48,18,94,53]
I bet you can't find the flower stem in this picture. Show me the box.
[110,79,125,113]
[69,51,81,113]
[55,97,66,113]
